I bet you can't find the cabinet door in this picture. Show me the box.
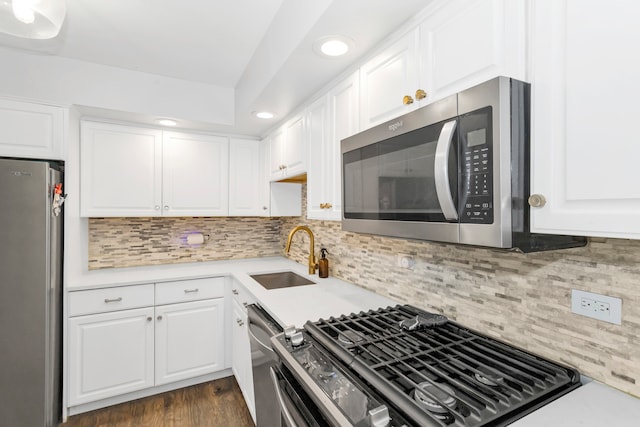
[80,121,163,217]
[306,95,330,220]
[258,140,271,216]
[155,299,225,386]
[0,98,65,160]
[420,0,527,101]
[162,131,229,216]
[328,73,359,220]
[268,128,286,180]
[231,300,255,421]
[69,307,154,406]
[530,0,640,239]
[229,138,262,216]
[283,114,306,177]
[360,29,420,129]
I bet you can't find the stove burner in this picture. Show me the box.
[413,382,457,415]
[337,330,364,345]
[474,366,504,387]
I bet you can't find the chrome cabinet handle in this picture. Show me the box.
[154,205,160,210]
[104,297,122,303]
[183,288,199,294]
[434,120,459,221]
[164,205,169,210]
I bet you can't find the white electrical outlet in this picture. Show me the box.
[571,289,622,325]
[397,254,416,270]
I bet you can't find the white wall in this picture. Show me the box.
[0,48,234,125]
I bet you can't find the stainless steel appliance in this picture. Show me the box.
[248,304,283,426]
[271,305,581,427]
[341,77,586,252]
[0,158,64,427]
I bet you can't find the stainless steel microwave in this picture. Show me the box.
[341,77,585,252]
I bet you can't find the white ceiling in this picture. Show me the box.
[0,0,431,135]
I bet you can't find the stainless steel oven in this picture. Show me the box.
[341,77,586,252]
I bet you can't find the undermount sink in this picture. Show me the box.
[250,271,315,290]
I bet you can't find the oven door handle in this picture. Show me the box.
[434,119,459,221]
[269,366,299,427]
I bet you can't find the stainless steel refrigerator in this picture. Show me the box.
[0,158,63,427]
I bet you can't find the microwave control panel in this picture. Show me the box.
[460,134,493,224]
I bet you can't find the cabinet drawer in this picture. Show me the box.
[231,281,256,311]
[155,277,225,305]
[69,284,154,317]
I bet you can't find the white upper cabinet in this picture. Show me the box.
[0,98,66,160]
[80,121,229,217]
[268,113,307,181]
[359,0,527,129]
[420,0,527,102]
[162,131,229,216]
[359,29,420,129]
[229,138,264,216]
[307,72,359,220]
[80,121,163,217]
[530,0,640,239]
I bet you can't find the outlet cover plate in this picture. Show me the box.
[571,289,622,325]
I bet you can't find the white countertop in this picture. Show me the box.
[68,256,396,327]
[68,256,640,424]
[511,380,640,426]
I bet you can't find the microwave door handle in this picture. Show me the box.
[434,120,459,220]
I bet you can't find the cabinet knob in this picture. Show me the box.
[164,205,169,211]
[415,89,427,100]
[147,317,152,322]
[403,95,414,105]
[236,318,244,326]
[320,203,326,209]
[528,194,547,208]
[154,205,160,211]
[232,289,239,295]
[157,315,163,321]
[262,206,268,210]
[325,203,332,209]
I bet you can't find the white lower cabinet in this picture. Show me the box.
[155,299,225,386]
[68,307,155,406]
[231,299,255,421]
[68,279,227,408]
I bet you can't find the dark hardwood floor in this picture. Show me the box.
[60,377,255,427]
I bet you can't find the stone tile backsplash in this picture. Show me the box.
[89,186,640,397]
[88,216,282,269]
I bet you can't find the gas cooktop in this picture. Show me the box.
[276,304,581,427]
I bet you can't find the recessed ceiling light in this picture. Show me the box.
[156,118,177,127]
[314,35,354,58]
[255,111,274,119]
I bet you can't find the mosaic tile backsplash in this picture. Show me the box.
[89,186,640,397]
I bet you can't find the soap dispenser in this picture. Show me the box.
[318,248,329,278]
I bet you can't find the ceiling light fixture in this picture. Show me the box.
[0,0,67,39]
[314,35,354,58]
[255,111,274,119]
[156,118,177,127]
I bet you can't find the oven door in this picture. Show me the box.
[341,95,461,243]
[270,365,331,427]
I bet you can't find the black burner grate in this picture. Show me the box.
[305,305,580,427]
